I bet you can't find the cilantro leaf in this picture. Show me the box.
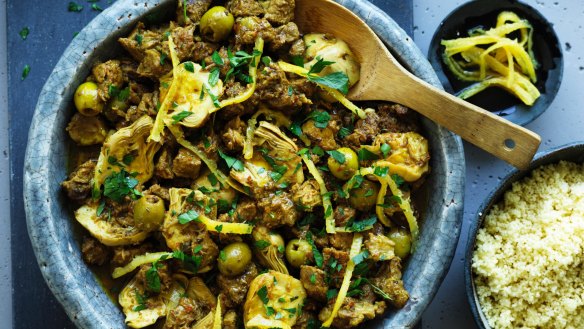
[257,285,269,304]
[306,232,323,268]
[380,143,391,157]
[345,214,377,232]
[307,110,331,129]
[391,174,405,187]
[208,67,220,86]
[103,170,140,202]
[308,57,335,75]
[338,125,354,139]
[211,51,224,66]
[184,61,195,72]
[373,166,389,177]
[145,262,161,293]
[289,120,303,137]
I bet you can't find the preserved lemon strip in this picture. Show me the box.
[216,37,264,110]
[213,296,222,329]
[149,35,179,142]
[301,153,335,234]
[386,174,419,247]
[112,251,172,278]
[441,11,539,105]
[277,61,367,119]
[198,212,254,234]
[322,233,363,327]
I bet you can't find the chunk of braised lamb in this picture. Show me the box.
[192,41,220,62]
[177,0,212,25]
[111,243,152,267]
[329,232,353,251]
[217,262,259,308]
[268,22,300,51]
[193,129,220,162]
[92,60,124,102]
[377,103,419,133]
[218,81,257,120]
[163,297,202,329]
[137,49,172,79]
[292,179,322,210]
[323,248,350,285]
[365,232,395,262]
[146,184,170,203]
[264,0,295,26]
[118,22,163,61]
[289,38,306,57]
[155,146,175,180]
[300,265,328,302]
[81,236,110,266]
[318,297,386,328]
[221,116,247,152]
[302,120,339,151]
[370,258,409,308]
[256,62,311,112]
[226,0,264,17]
[223,310,241,329]
[61,160,96,202]
[125,92,158,124]
[334,205,356,227]
[172,148,202,179]
[258,192,298,228]
[233,16,273,45]
[289,77,318,99]
[170,24,196,62]
[292,311,319,329]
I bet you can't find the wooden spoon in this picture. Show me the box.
[295,0,541,169]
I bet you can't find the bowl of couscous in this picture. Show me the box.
[466,142,584,329]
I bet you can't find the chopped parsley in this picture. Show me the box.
[211,51,224,66]
[133,290,148,311]
[103,169,141,202]
[374,166,389,177]
[178,210,201,224]
[306,232,323,268]
[134,34,143,45]
[392,174,405,187]
[218,150,244,172]
[257,285,269,304]
[289,120,303,137]
[184,61,195,72]
[145,262,162,293]
[326,288,339,301]
[357,148,380,161]
[310,273,317,284]
[308,71,349,95]
[91,3,103,11]
[208,67,220,86]
[307,57,335,75]
[345,214,377,232]
[21,64,30,80]
[255,240,271,250]
[307,110,331,129]
[380,143,391,157]
[68,2,83,12]
[219,250,227,261]
[291,55,304,67]
[171,111,192,124]
[338,125,354,139]
[352,250,370,266]
[172,249,203,273]
[19,27,29,40]
[327,150,346,164]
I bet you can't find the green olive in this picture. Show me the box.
[387,228,412,259]
[200,6,234,42]
[327,147,359,180]
[74,81,104,116]
[218,242,252,277]
[133,195,165,231]
[346,179,380,211]
[285,239,312,268]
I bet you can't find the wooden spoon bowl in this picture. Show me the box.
[295,0,541,169]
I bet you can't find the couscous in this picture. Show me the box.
[473,161,584,329]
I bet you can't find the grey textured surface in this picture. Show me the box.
[415,1,584,328]
[22,0,464,328]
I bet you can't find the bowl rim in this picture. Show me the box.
[23,0,466,327]
[465,141,584,329]
[427,0,564,127]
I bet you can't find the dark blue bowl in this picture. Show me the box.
[465,142,584,328]
[428,0,563,126]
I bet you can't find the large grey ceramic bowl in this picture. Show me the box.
[24,0,465,328]
[465,142,584,328]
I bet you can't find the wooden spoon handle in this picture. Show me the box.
[396,75,541,169]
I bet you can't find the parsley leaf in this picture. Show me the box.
[306,232,323,268]
[171,111,192,124]
[345,214,377,232]
[289,120,303,137]
[184,61,195,72]
[211,51,224,66]
[338,125,354,139]
[373,166,389,177]
[145,262,162,293]
[68,2,83,12]
[326,288,339,301]
[391,174,405,187]
[255,240,271,250]
[21,64,30,80]
[19,27,29,40]
[218,150,244,172]
[178,210,201,224]
[91,3,103,11]
[291,55,304,67]
[307,57,335,75]
[308,71,349,94]
[352,250,370,265]
[103,169,140,202]
[208,67,220,86]
[327,150,346,164]
[257,286,269,304]
[307,110,331,129]
[357,148,380,161]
